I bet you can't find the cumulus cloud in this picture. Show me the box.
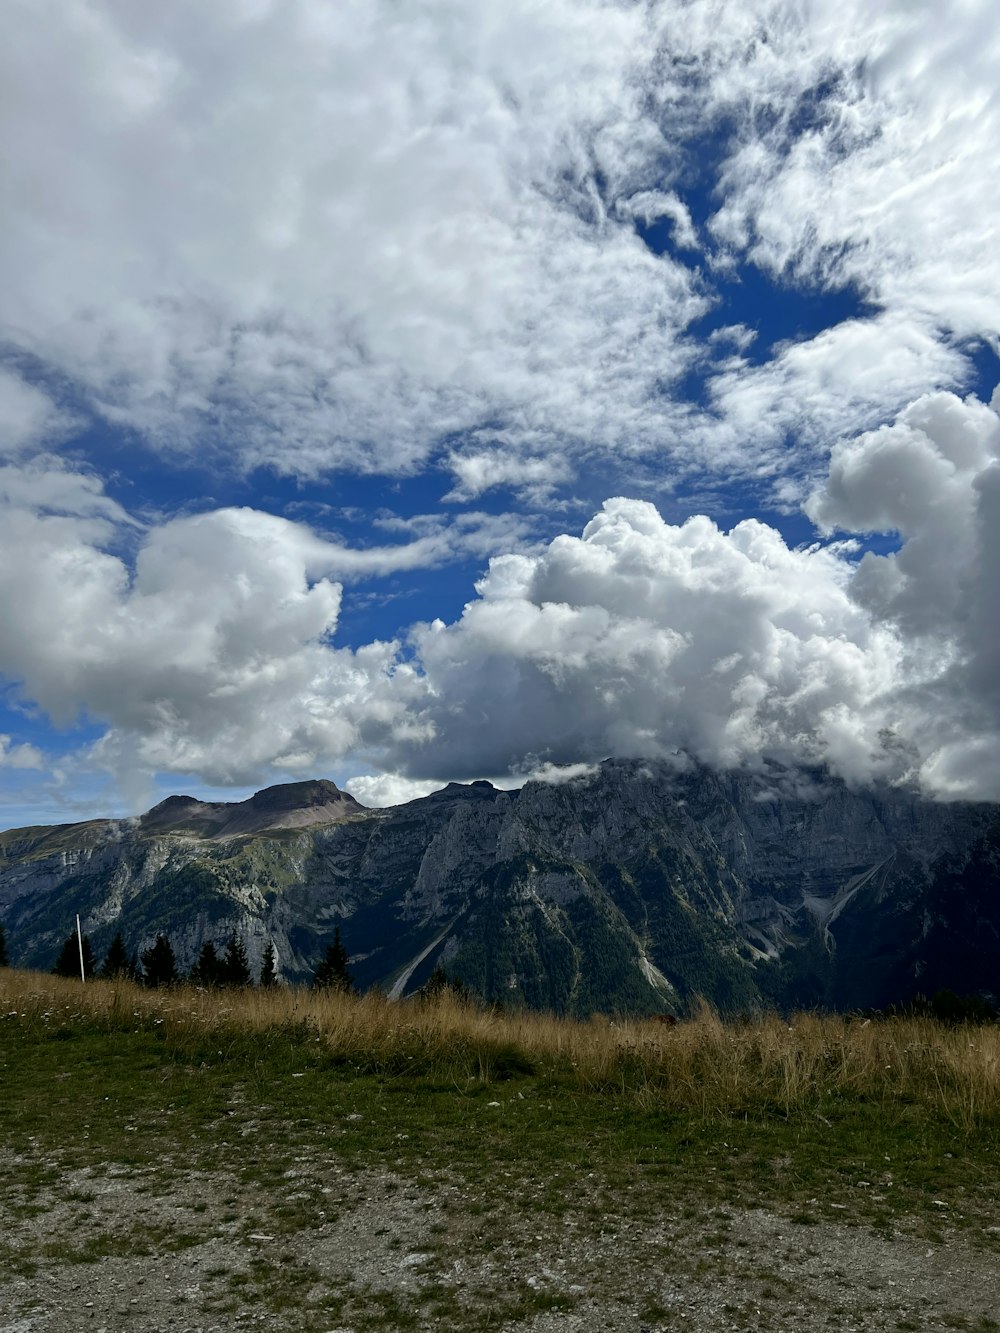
[342,774,446,809]
[808,390,1000,630]
[807,387,1000,796]
[4,2,1000,812]
[0,440,542,811]
[0,475,464,800]
[397,498,908,787]
[4,391,1000,805]
[356,389,1000,802]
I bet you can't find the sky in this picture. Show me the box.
[2,0,1000,827]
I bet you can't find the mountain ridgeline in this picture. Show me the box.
[1,761,998,1015]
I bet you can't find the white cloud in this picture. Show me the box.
[398,497,909,787]
[4,392,1000,804]
[693,2,1000,458]
[0,449,541,811]
[443,450,572,503]
[342,766,564,806]
[5,2,998,492]
[342,774,445,808]
[806,386,1000,796]
[0,456,135,523]
[615,190,699,249]
[361,386,999,800]
[0,735,44,770]
[1,0,707,479]
[706,2,1000,338]
[4,3,1000,813]
[0,479,435,800]
[516,760,601,786]
[0,369,77,458]
[705,314,971,478]
[807,390,1000,636]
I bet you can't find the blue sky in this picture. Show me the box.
[3,1,1000,826]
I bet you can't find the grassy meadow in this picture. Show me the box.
[4,970,1000,1119]
[3,970,1000,1328]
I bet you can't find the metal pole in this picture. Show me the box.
[76,913,85,983]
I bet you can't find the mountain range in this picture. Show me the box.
[1,760,998,1014]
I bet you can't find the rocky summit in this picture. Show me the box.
[1,762,998,1015]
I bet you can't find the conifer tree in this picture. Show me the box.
[0,922,8,968]
[140,933,178,988]
[189,939,223,987]
[420,964,468,1002]
[100,930,135,980]
[259,942,278,988]
[52,930,96,979]
[220,931,252,987]
[422,964,449,998]
[311,926,355,993]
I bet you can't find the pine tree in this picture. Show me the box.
[259,942,278,988]
[422,964,449,998]
[189,940,223,987]
[220,931,252,987]
[140,933,178,988]
[52,930,96,979]
[311,927,355,993]
[100,930,135,980]
[419,964,467,1002]
[0,921,8,968]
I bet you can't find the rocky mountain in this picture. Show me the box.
[1,761,998,1015]
[140,779,363,838]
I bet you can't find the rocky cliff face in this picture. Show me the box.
[1,763,997,1014]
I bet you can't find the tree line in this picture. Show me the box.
[3,922,466,1001]
[0,920,356,993]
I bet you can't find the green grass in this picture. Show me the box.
[2,974,998,1236]
[3,971,1000,1328]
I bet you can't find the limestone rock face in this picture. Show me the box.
[1,760,997,1014]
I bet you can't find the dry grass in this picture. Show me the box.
[3,970,999,1126]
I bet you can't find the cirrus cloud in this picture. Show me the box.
[3,1,999,494]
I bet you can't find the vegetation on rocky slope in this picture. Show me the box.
[2,763,999,1017]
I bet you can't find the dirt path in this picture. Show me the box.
[3,1148,999,1332]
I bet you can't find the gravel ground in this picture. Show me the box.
[2,1148,999,1332]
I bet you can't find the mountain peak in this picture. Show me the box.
[416,779,503,805]
[249,779,349,812]
[141,778,365,839]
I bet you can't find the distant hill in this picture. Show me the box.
[1,763,997,1015]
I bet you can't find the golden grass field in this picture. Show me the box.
[5,969,999,1127]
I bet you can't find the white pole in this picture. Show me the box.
[76,913,85,983]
